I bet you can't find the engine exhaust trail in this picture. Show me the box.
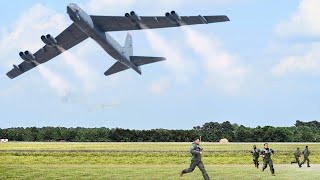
[139,24,193,82]
[37,65,70,98]
[57,46,96,92]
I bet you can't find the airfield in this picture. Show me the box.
[1,142,319,179]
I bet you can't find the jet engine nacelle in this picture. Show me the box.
[41,34,58,47]
[19,51,35,63]
[170,11,181,21]
[165,11,180,24]
[24,51,36,61]
[19,52,30,62]
[41,35,50,46]
[125,11,141,23]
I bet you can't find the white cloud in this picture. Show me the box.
[189,0,251,6]
[271,0,320,76]
[84,0,137,14]
[83,0,247,15]
[271,43,320,75]
[143,29,195,82]
[0,4,67,58]
[275,0,320,38]
[149,77,171,94]
[182,27,248,94]
[265,42,310,57]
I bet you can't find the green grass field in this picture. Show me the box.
[1,142,319,179]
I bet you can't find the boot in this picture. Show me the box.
[271,168,275,176]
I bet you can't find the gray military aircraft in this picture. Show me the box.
[6,3,229,79]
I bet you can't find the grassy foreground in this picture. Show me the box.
[1,164,319,179]
[0,142,320,179]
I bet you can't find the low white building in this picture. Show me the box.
[0,139,8,143]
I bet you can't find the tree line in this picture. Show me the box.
[0,120,319,142]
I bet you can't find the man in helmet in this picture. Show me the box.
[260,143,275,176]
[180,137,210,180]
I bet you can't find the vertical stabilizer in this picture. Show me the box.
[123,32,133,57]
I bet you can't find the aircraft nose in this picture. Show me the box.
[67,5,73,14]
[67,3,78,13]
[67,4,81,22]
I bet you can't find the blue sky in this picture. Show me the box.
[1,0,320,129]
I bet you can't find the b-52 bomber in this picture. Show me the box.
[7,3,229,79]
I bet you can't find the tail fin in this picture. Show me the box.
[123,33,133,57]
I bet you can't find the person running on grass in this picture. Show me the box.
[299,145,311,167]
[180,137,209,180]
[251,145,260,168]
[260,143,275,176]
[291,147,302,168]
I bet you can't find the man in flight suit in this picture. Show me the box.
[180,138,210,180]
[260,143,275,176]
[251,145,260,168]
[291,147,302,168]
[299,146,311,167]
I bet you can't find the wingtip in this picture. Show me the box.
[224,15,230,21]
[6,72,14,79]
[104,71,111,76]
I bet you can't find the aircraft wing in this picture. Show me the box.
[6,23,88,79]
[91,15,229,32]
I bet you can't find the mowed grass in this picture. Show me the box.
[1,142,320,151]
[1,142,320,179]
[1,164,320,180]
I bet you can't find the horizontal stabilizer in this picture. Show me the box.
[104,62,129,76]
[130,56,166,66]
[104,56,166,76]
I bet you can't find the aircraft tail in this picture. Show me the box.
[123,33,133,57]
[104,33,166,76]
[104,56,166,76]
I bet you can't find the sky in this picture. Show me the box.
[1,0,320,129]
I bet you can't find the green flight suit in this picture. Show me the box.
[181,142,210,180]
[260,148,275,175]
[251,148,260,168]
[300,148,310,167]
[291,149,301,167]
